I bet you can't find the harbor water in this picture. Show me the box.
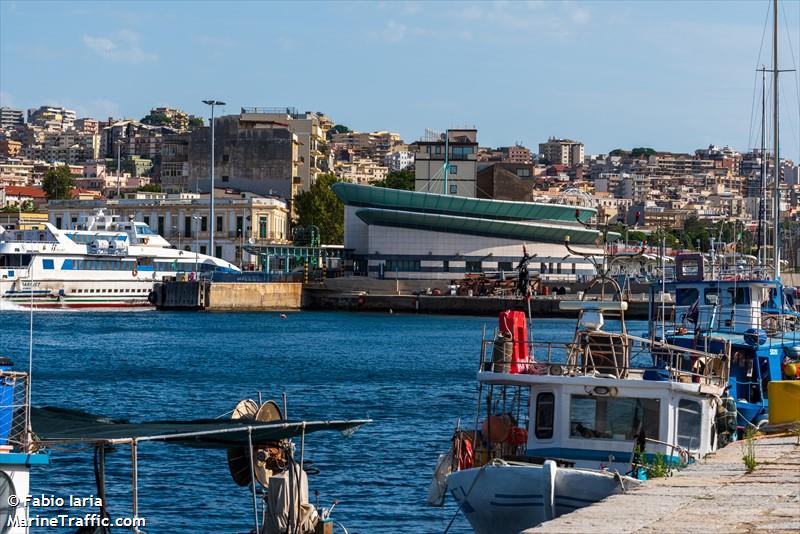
[1,310,644,532]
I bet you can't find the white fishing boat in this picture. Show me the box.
[431,271,732,534]
[0,209,238,308]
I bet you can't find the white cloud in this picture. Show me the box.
[373,21,408,44]
[81,30,156,63]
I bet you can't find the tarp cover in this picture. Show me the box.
[31,406,369,448]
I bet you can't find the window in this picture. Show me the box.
[236,216,244,236]
[466,261,482,273]
[201,217,208,232]
[516,168,531,177]
[704,288,718,305]
[259,216,268,239]
[535,392,555,439]
[222,154,230,163]
[215,246,222,259]
[435,145,442,154]
[42,259,54,270]
[727,287,748,305]
[449,165,457,174]
[199,245,207,255]
[184,216,192,237]
[216,216,223,233]
[451,146,474,158]
[449,184,458,194]
[569,395,660,441]
[498,261,513,271]
[222,175,229,183]
[677,399,702,450]
[442,260,450,272]
[676,288,699,306]
[385,259,421,272]
[55,217,62,228]
[143,216,150,226]
[157,216,164,236]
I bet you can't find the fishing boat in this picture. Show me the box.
[29,398,369,533]
[0,209,239,308]
[0,358,50,533]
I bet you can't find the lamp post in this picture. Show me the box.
[192,215,202,272]
[202,99,225,258]
[115,138,124,197]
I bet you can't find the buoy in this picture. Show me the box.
[389,308,394,314]
[784,362,798,379]
[279,313,287,319]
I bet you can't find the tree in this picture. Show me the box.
[42,165,75,200]
[327,124,350,140]
[293,173,344,245]
[1,200,35,213]
[188,117,204,129]
[141,112,169,126]
[137,183,162,192]
[373,170,414,191]
[630,147,656,158]
[609,149,630,157]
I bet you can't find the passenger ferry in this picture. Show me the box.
[0,210,239,308]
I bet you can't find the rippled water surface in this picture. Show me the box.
[1,309,611,533]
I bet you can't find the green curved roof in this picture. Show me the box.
[332,182,595,223]
[355,208,617,245]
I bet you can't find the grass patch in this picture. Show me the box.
[741,427,758,473]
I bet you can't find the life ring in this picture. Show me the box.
[132,266,138,277]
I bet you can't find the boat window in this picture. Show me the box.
[704,288,718,305]
[569,395,660,441]
[535,392,555,439]
[676,288,699,307]
[42,259,54,270]
[726,287,749,305]
[677,399,702,450]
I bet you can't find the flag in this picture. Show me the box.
[685,298,700,325]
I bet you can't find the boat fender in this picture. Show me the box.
[357,295,365,306]
[542,460,556,521]
[132,265,138,277]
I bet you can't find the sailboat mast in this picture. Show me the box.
[772,0,781,278]
[759,67,767,266]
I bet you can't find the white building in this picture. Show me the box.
[384,151,415,172]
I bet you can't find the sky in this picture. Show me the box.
[1,0,799,161]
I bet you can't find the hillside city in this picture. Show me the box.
[1,103,799,268]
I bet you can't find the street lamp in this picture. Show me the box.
[115,138,125,197]
[192,215,202,272]
[202,99,225,258]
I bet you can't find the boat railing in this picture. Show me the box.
[0,370,33,453]
[479,333,730,389]
[655,302,799,338]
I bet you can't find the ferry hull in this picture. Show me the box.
[447,462,634,534]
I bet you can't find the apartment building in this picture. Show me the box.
[539,138,584,166]
[384,150,415,172]
[27,105,76,131]
[0,107,24,129]
[500,145,534,164]
[330,130,403,166]
[0,160,34,187]
[47,191,290,266]
[0,139,22,158]
[239,107,332,193]
[335,157,388,184]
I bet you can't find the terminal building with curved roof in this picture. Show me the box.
[332,182,611,280]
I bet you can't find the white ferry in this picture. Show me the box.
[0,209,239,308]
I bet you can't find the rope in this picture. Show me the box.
[442,464,488,534]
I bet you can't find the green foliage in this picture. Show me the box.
[188,117,204,128]
[1,200,36,213]
[742,427,758,473]
[293,173,343,245]
[630,147,657,158]
[137,183,162,192]
[633,446,673,479]
[609,149,630,157]
[373,170,415,191]
[682,215,710,250]
[141,112,169,126]
[41,165,75,200]
[327,124,350,140]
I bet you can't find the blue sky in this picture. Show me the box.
[1,0,799,160]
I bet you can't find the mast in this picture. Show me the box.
[758,66,767,265]
[772,0,780,278]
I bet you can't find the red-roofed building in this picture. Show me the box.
[69,188,102,200]
[1,185,47,208]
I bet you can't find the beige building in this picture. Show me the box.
[335,157,389,184]
[412,129,479,197]
[330,130,402,165]
[0,160,34,187]
[539,138,585,166]
[47,190,290,267]
[239,107,332,193]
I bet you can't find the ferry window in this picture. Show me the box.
[498,261,513,271]
[569,395,660,441]
[676,288,699,307]
[677,399,702,450]
[704,288,718,305]
[42,259,54,270]
[535,392,555,439]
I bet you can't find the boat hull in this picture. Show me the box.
[447,461,635,534]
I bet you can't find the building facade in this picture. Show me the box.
[412,129,479,197]
[47,191,290,266]
[539,138,585,166]
[0,107,24,129]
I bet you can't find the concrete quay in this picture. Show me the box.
[525,435,800,534]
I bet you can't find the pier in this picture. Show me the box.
[525,435,800,534]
